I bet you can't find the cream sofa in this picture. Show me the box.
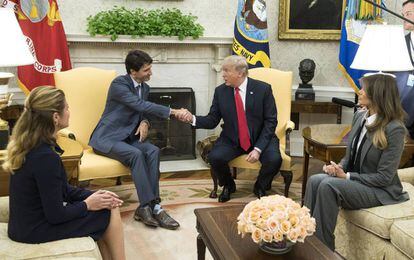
[0,196,102,259]
[334,167,414,260]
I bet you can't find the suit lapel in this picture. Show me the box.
[142,83,149,100]
[406,34,414,66]
[125,74,136,93]
[359,133,373,169]
[245,78,255,133]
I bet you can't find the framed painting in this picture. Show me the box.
[278,0,346,40]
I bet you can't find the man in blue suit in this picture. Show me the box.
[90,50,184,229]
[179,55,282,202]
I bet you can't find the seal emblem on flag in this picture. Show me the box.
[21,0,49,23]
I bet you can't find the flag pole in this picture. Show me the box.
[362,0,414,25]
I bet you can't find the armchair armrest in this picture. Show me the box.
[0,196,9,223]
[285,120,295,134]
[398,167,414,185]
[58,128,77,140]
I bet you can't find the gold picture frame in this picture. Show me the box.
[278,0,346,41]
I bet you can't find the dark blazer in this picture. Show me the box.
[340,111,409,205]
[195,77,277,151]
[89,74,170,153]
[8,143,96,243]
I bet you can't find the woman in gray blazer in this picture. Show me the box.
[304,73,410,250]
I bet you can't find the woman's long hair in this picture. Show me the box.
[360,74,406,150]
[2,86,65,173]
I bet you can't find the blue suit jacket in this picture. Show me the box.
[89,74,170,153]
[195,77,278,151]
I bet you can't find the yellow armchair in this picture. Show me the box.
[54,67,130,185]
[210,68,295,198]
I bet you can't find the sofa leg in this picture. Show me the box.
[209,168,218,198]
[281,171,293,198]
[116,177,122,185]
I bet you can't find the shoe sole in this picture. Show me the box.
[134,215,159,227]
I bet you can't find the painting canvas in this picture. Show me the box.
[279,0,345,40]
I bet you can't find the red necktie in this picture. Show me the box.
[234,87,251,151]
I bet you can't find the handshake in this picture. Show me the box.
[171,108,193,124]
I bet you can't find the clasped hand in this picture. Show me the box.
[323,161,346,179]
[171,108,193,123]
[84,190,123,211]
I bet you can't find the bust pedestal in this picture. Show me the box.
[295,83,315,101]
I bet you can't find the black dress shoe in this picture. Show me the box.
[253,187,267,198]
[153,211,180,230]
[218,183,236,203]
[134,206,159,227]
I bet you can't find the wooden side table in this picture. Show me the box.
[0,136,83,196]
[292,100,342,124]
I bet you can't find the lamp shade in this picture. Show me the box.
[350,25,414,71]
[0,8,34,67]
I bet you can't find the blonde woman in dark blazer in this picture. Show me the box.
[304,73,410,250]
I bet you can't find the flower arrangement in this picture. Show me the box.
[237,195,316,245]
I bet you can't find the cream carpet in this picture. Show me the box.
[107,179,302,259]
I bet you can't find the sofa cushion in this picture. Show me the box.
[339,182,414,239]
[78,149,130,181]
[0,223,99,259]
[390,220,414,259]
[0,196,9,223]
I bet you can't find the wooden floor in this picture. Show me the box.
[89,156,326,188]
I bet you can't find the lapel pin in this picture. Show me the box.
[250,91,253,94]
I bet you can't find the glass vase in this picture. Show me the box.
[259,239,294,255]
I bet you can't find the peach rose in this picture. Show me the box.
[280,220,291,234]
[273,230,284,242]
[252,228,263,244]
[266,217,279,231]
[262,230,273,243]
[287,228,300,243]
[289,216,300,228]
[248,211,260,223]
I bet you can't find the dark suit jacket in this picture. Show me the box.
[89,74,170,153]
[8,143,93,243]
[393,34,414,137]
[340,111,409,205]
[195,77,277,151]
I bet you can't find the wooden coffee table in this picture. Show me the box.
[195,204,341,260]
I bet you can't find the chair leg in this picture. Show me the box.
[232,167,238,179]
[281,170,293,198]
[209,168,218,198]
[116,177,122,185]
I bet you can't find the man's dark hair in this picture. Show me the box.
[125,50,153,74]
[403,0,414,6]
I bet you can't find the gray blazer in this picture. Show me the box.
[89,74,170,153]
[340,110,409,205]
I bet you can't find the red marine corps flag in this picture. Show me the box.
[2,0,71,94]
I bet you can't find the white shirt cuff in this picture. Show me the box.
[346,172,350,180]
[254,147,262,153]
[191,115,196,126]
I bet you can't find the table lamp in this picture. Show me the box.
[0,8,35,148]
[351,24,414,72]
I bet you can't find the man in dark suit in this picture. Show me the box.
[395,0,414,139]
[90,50,185,229]
[180,55,282,202]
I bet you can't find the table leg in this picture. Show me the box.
[301,145,310,206]
[197,234,206,260]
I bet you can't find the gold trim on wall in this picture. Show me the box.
[278,0,346,41]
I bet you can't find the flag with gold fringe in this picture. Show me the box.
[6,0,72,94]
[232,0,270,68]
[339,0,383,92]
